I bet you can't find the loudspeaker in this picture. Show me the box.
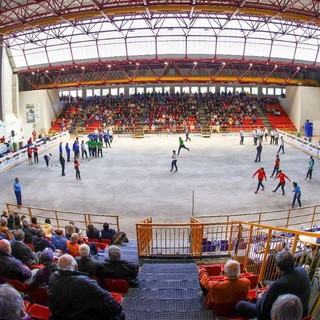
[11,130,15,137]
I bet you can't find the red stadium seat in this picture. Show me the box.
[88,238,100,243]
[5,279,28,293]
[28,287,49,305]
[103,278,129,293]
[101,239,112,246]
[198,264,221,276]
[27,303,51,320]
[110,292,123,304]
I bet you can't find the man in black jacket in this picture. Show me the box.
[21,218,36,244]
[76,244,101,277]
[11,229,36,266]
[236,250,311,320]
[49,254,125,320]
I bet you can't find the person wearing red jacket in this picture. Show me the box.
[270,154,280,178]
[252,167,267,194]
[273,170,291,195]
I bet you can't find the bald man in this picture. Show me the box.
[0,239,32,282]
[49,254,125,320]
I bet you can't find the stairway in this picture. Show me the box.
[198,104,211,138]
[123,263,213,320]
[257,106,272,130]
[133,121,145,138]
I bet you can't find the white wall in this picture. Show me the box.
[281,86,320,134]
[19,90,62,140]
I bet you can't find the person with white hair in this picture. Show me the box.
[0,283,32,320]
[0,239,31,282]
[199,259,250,311]
[75,244,101,277]
[100,245,139,287]
[48,254,125,320]
[21,218,36,244]
[271,294,303,320]
[11,229,36,266]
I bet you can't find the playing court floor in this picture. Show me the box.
[0,134,318,238]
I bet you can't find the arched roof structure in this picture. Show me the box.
[1,0,320,89]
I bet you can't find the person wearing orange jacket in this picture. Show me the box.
[252,167,267,194]
[273,170,291,195]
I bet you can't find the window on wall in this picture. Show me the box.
[282,88,286,95]
[252,87,258,95]
[86,89,93,97]
[102,89,110,96]
[174,86,181,93]
[226,87,234,94]
[209,86,215,93]
[62,90,69,97]
[129,87,136,95]
[275,88,282,96]
[164,86,170,93]
[191,87,198,93]
[262,87,267,95]
[267,88,274,95]
[77,90,83,98]
[119,87,124,95]
[94,89,101,96]
[155,87,162,93]
[70,90,77,97]
[220,86,226,93]
[200,87,208,93]
[137,87,144,94]
[236,87,242,94]
[243,87,250,94]
[111,88,118,96]
[146,87,153,93]
[182,86,190,93]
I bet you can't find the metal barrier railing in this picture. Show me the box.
[6,203,120,232]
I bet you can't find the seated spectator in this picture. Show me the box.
[42,218,54,238]
[0,239,31,282]
[67,233,80,257]
[48,254,125,320]
[21,218,36,244]
[65,223,75,240]
[199,259,250,310]
[1,210,8,219]
[101,223,128,244]
[76,244,101,277]
[0,217,13,240]
[236,250,311,320]
[86,224,101,240]
[68,220,79,233]
[0,283,32,320]
[7,213,14,230]
[32,228,56,253]
[271,294,303,320]
[29,248,57,290]
[11,229,36,266]
[30,216,41,229]
[100,245,139,287]
[51,228,68,252]
[12,213,22,230]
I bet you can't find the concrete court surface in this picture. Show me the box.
[0,134,319,239]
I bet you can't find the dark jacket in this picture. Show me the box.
[100,259,139,287]
[29,264,57,290]
[48,270,124,320]
[101,228,115,240]
[0,251,31,282]
[22,226,37,244]
[75,256,102,277]
[11,240,36,266]
[32,236,56,252]
[256,266,310,319]
[86,229,101,240]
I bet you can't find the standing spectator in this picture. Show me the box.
[65,142,71,162]
[273,170,291,195]
[12,177,22,207]
[305,156,314,180]
[236,250,310,320]
[170,150,178,172]
[48,254,125,320]
[240,130,244,145]
[277,136,285,154]
[185,128,191,142]
[72,139,80,158]
[44,153,52,167]
[177,137,190,156]
[97,140,103,157]
[270,155,280,178]
[74,156,81,180]
[254,143,263,162]
[27,146,33,165]
[274,130,279,146]
[59,153,66,176]
[291,182,302,208]
[59,142,63,154]
[270,129,275,144]
[81,140,88,159]
[252,167,267,194]
[33,144,39,163]
[271,294,303,320]
[109,127,114,143]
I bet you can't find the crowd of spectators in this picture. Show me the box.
[0,209,137,320]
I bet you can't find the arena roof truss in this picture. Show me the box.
[1,0,320,89]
